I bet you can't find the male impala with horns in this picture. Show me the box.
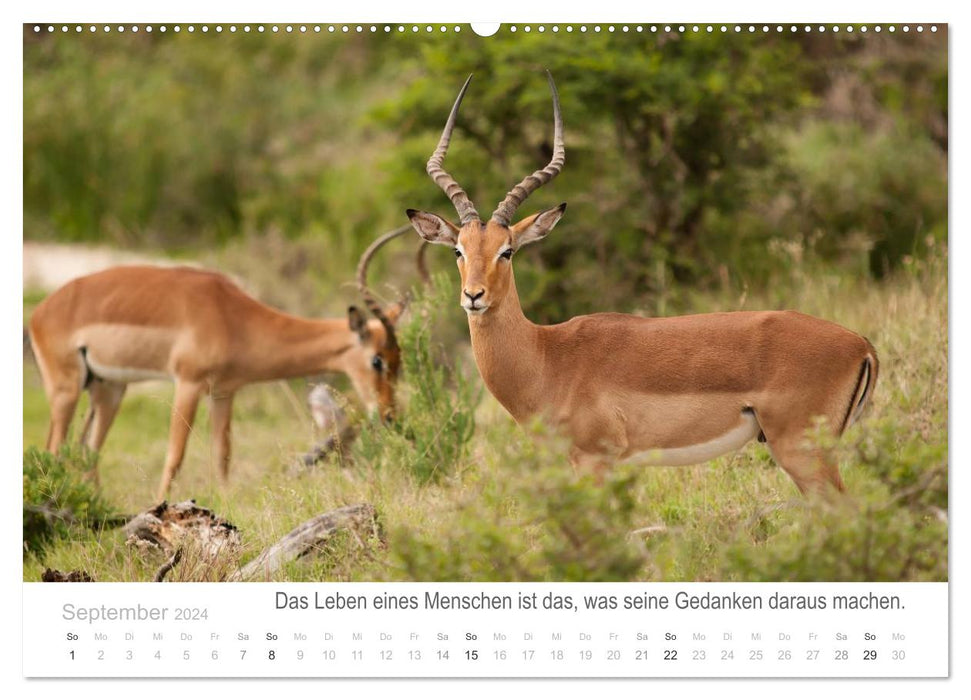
[406,72,878,495]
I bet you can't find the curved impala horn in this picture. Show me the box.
[491,71,565,227]
[427,74,480,225]
[356,224,414,350]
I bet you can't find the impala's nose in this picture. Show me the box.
[464,288,485,302]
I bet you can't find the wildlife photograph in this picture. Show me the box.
[22,24,947,583]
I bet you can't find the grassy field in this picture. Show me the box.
[22,245,948,583]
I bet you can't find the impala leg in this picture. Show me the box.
[765,432,845,496]
[46,386,81,455]
[77,405,95,448]
[569,447,611,485]
[755,399,847,496]
[209,390,235,483]
[83,381,127,487]
[156,380,203,502]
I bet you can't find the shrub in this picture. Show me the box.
[23,446,118,559]
[717,417,947,582]
[351,275,480,484]
[387,424,647,582]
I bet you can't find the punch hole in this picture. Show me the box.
[470,23,499,37]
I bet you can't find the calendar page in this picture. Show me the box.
[20,11,950,684]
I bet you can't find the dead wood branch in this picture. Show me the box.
[42,568,95,582]
[124,500,241,560]
[154,547,184,582]
[230,503,379,581]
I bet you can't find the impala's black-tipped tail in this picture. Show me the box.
[841,342,879,434]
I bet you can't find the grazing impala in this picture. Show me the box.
[28,226,412,500]
[407,74,878,494]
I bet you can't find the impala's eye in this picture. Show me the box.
[499,248,513,260]
[454,248,463,259]
[371,356,384,372]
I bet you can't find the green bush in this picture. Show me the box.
[717,417,947,582]
[23,446,118,559]
[351,275,480,484]
[24,30,947,315]
[386,424,647,582]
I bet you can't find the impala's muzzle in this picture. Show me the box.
[462,287,488,314]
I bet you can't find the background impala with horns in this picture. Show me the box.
[23,28,946,582]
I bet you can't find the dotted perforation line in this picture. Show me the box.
[31,24,940,35]
[30,24,465,34]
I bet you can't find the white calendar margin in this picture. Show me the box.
[23,582,948,678]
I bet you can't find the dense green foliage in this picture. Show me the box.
[23,446,118,559]
[351,275,480,485]
[24,27,946,318]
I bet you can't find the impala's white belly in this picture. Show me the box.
[622,410,760,466]
[75,323,175,385]
[84,352,172,384]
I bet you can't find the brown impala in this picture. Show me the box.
[406,73,878,494]
[28,226,412,500]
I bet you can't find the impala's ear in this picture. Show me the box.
[383,302,404,325]
[406,209,460,246]
[510,203,566,249]
[347,306,370,341]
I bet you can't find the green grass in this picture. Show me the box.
[22,249,947,583]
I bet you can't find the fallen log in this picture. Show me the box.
[230,503,379,581]
[42,568,95,582]
[124,500,241,560]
